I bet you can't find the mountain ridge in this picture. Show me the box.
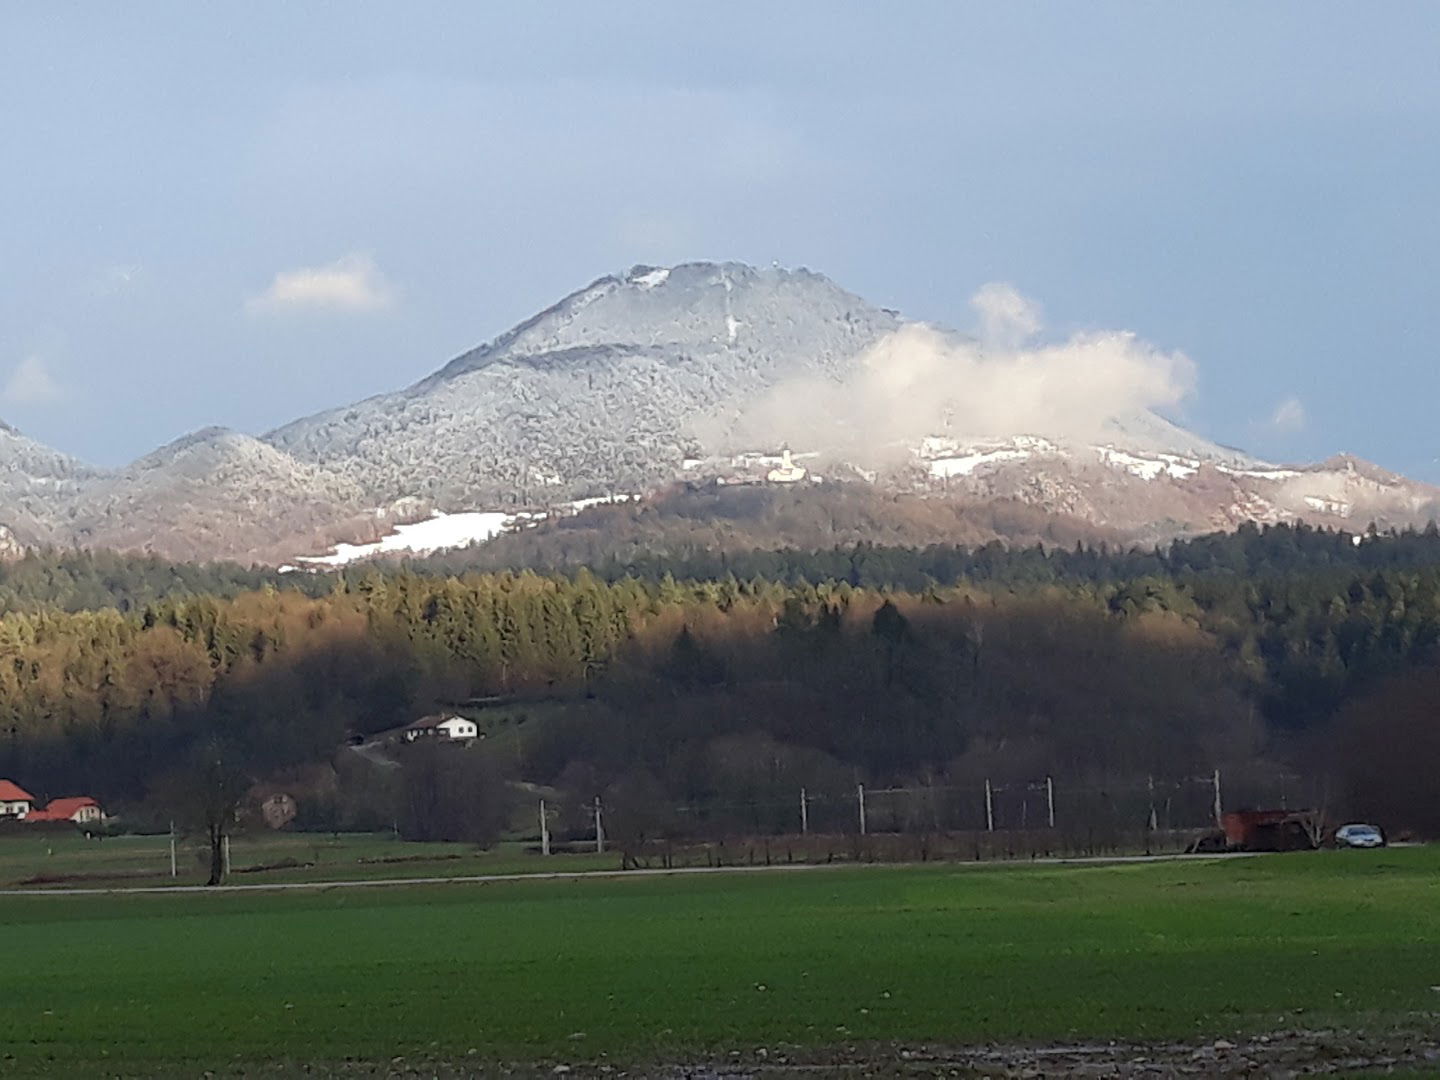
[2,263,1436,563]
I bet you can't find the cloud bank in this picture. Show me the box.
[708,284,1197,463]
[247,254,394,314]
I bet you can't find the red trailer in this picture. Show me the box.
[1221,809,1323,852]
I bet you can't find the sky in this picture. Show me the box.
[2,3,1438,478]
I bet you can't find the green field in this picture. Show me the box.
[2,848,1437,1075]
[0,829,619,888]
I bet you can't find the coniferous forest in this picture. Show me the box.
[1,521,1438,839]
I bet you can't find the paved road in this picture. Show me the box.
[0,850,1254,898]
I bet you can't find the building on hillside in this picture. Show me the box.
[765,447,807,484]
[25,797,103,825]
[402,714,479,743]
[0,780,34,820]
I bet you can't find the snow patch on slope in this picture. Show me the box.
[287,494,644,569]
[295,511,518,567]
[1218,465,1303,481]
[1303,495,1353,517]
[1096,447,1199,481]
[930,449,1031,478]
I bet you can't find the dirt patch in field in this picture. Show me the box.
[186,1027,1440,1078]
[14,868,164,886]
[659,1028,1440,1077]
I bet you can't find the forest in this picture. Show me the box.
[0,522,1438,845]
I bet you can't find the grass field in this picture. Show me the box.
[0,829,619,888]
[1,846,1438,1075]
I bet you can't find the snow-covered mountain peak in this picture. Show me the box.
[416,260,894,386]
[4,262,1437,563]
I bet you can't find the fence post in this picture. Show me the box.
[1212,769,1223,828]
[1046,776,1055,829]
[800,787,809,836]
[594,796,605,854]
[985,779,995,832]
[540,798,551,856]
[857,784,867,836]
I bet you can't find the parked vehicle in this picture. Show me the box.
[1334,823,1386,849]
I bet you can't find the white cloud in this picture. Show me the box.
[1269,396,1307,433]
[708,284,1197,463]
[971,282,1042,347]
[3,356,64,406]
[246,254,395,314]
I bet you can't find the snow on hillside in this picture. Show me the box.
[1217,465,1304,481]
[929,448,1031,478]
[1097,447,1200,481]
[293,511,518,568]
[286,495,643,570]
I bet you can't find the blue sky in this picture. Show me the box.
[2,3,1437,478]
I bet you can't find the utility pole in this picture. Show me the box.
[222,835,231,879]
[539,799,551,857]
[799,787,808,836]
[985,779,995,832]
[1212,768,1223,828]
[169,820,177,879]
[594,796,604,854]
[857,784,867,836]
[1147,776,1158,832]
[1046,776,1056,829]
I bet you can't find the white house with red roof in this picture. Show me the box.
[0,780,35,819]
[26,796,103,825]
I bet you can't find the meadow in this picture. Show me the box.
[0,828,617,889]
[1,846,1437,1075]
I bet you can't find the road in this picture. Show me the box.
[0,850,1256,898]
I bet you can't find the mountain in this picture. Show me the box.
[65,428,374,564]
[267,263,902,506]
[1,263,1437,564]
[0,419,102,547]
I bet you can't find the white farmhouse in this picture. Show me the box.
[402,714,480,743]
[26,797,104,825]
[0,780,35,819]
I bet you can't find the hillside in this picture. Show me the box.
[414,483,1119,575]
[0,418,101,547]
[66,428,375,564]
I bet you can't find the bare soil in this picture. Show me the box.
[199,1028,1440,1079]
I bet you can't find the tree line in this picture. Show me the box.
[11,520,1440,613]
[0,523,1437,846]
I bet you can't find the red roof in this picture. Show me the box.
[26,798,100,823]
[0,780,34,803]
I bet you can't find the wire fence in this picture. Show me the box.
[537,769,1332,867]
